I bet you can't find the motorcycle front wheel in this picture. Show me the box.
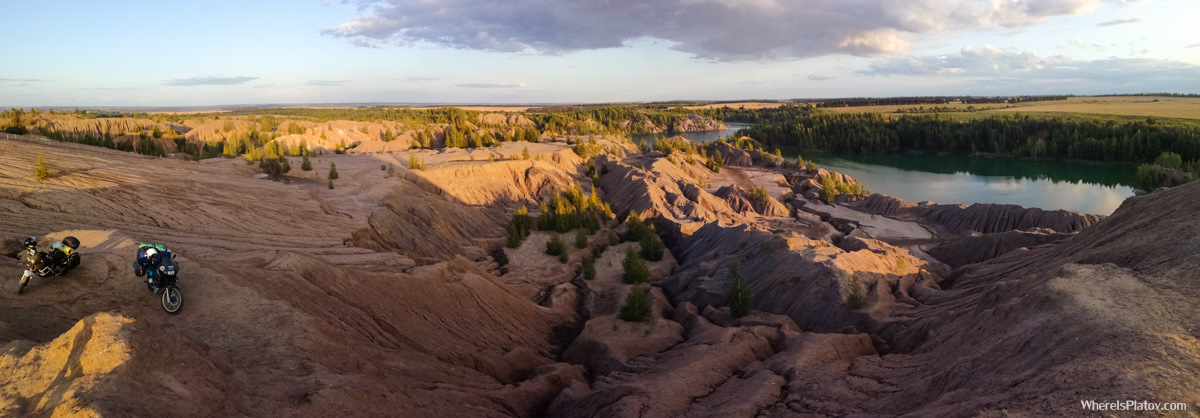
[16,276,28,295]
[161,287,183,314]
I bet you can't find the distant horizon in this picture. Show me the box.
[6,92,1198,112]
[4,1,1198,107]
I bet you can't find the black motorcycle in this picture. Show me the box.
[134,245,183,314]
[16,236,81,294]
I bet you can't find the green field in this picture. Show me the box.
[825,96,1200,127]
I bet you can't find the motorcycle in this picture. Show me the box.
[16,236,81,294]
[133,244,184,314]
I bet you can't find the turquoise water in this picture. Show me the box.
[640,127,1136,215]
[631,123,752,144]
[797,152,1135,215]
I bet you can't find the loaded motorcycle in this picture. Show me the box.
[133,243,184,314]
[16,236,81,294]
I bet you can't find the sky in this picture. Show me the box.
[2,0,1199,107]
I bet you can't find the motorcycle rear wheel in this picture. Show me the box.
[162,287,183,314]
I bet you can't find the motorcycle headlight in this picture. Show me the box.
[159,266,166,271]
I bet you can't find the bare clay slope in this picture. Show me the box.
[574,150,1198,416]
[3,133,1197,417]
[0,137,586,416]
[864,182,1200,415]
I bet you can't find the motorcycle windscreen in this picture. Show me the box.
[158,258,180,277]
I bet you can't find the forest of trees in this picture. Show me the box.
[730,105,1200,164]
[788,95,1069,108]
[7,102,1200,191]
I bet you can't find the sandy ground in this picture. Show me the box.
[707,166,791,199]
[809,202,937,244]
[4,132,1196,417]
[0,135,583,416]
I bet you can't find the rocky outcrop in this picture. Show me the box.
[848,192,917,216]
[920,203,1102,235]
[352,181,508,262]
[851,193,1103,235]
[675,114,727,132]
[620,115,725,134]
[596,155,747,248]
[663,223,940,337]
[927,228,1075,268]
[9,128,1198,417]
[706,142,754,167]
[841,181,1200,416]
[713,185,790,217]
[548,303,783,417]
[412,149,581,206]
[479,113,535,126]
[0,313,138,417]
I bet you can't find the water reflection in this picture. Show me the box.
[798,152,1134,187]
[801,153,1134,215]
[629,125,1135,214]
[631,123,752,144]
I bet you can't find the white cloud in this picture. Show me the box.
[860,45,1200,91]
[307,80,347,86]
[164,76,258,86]
[322,0,1121,61]
[455,82,526,88]
[1096,17,1146,26]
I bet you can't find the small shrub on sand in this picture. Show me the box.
[846,274,867,310]
[546,233,566,257]
[33,154,48,181]
[625,212,654,242]
[727,262,751,318]
[622,246,649,284]
[619,285,652,322]
[407,154,426,170]
[582,256,596,280]
[506,206,532,248]
[639,233,664,262]
[575,229,589,249]
[535,184,614,234]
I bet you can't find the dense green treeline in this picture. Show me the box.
[212,105,710,136]
[218,106,478,127]
[1130,152,1200,192]
[729,105,1200,164]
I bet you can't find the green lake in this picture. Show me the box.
[640,127,1136,215]
[797,152,1135,215]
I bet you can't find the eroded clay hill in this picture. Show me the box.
[0,137,591,416]
[1,133,1197,417]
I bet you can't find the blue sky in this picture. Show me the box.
[2,0,1198,107]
